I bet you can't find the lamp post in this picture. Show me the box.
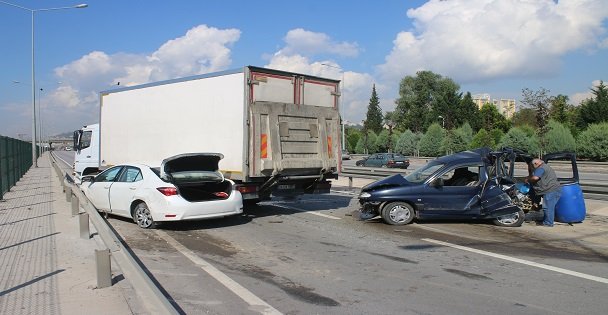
[1,1,88,167]
[438,115,445,129]
[320,63,346,151]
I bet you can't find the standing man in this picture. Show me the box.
[525,158,561,227]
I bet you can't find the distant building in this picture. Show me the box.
[472,94,516,119]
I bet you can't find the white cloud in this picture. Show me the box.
[378,0,608,83]
[278,28,360,57]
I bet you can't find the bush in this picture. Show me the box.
[418,123,445,156]
[545,120,576,154]
[470,129,495,149]
[500,127,540,155]
[441,129,468,154]
[577,123,608,161]
[395,130,420,155]
[375,130,391,152]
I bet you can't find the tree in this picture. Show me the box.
[577,123,608,161]
[418,123,445,156]
[364,84,383,133]
[345,127,361,152]
[441,129,468,155]
[479,103,510,132]
[470,129,495,149]
[578,81,608,128]
[549,94,570,123]
[545,120,576,154]
[375,129,391,152]
[511,108,538,129]
[459,92,482,131]
[521,87,553,153]
[456,122,474,145]
[394,71,460,133]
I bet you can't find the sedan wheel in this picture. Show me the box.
[381,202,415,225]
[493,209,525,227]
[133,202,156,229]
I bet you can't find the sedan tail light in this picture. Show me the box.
[157,187,178,196]
[387,160,395,166]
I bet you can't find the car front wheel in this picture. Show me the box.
[133,202,157,229]
[493,209,525,227]
[381,202,415,225]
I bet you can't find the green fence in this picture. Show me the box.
[0,136,35,200]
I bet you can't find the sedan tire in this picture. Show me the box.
[493,209,525,227]
[381,202,415,225]
[133,202,157,229]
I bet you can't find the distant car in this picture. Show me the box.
[81,153,243,228]
[355,153,410,169]
[342,150,351,160]
[65,147,72,151]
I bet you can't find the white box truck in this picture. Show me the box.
[73,66,341,201]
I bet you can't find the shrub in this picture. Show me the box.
[577,123,608,161]
[395,130,419,155]
[418,123,445,156]
[470,129,495,149]
[500,127,540,155]
[544,120,576,154]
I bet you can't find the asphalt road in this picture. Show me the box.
[54,150,608,314]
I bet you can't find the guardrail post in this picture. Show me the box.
[65,186,72,202]
[349,176,353,189]
[79,213,90,239]
[95,249,112,288]
[71,192,79,216]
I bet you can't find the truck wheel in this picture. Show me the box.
[133,202,157,229]
[493,209,525,227]
[381,202,415,225]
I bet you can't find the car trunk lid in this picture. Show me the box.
[160,153,225,185]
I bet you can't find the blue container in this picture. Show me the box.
[555,183,586,223]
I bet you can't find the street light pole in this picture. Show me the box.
[0,1,88,167]
[438,115,445,128]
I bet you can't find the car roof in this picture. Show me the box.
[435,147,491,165]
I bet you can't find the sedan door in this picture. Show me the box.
[109,166,145,217]
[420,164,483,218]
[83,166,123,211]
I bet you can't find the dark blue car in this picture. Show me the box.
[358,148,527,227]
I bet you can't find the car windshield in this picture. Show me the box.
[404,161,446,183]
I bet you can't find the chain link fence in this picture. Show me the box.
[0,136,36,200]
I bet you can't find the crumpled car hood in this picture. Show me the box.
[361,174,413,191]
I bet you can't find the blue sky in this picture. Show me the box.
[1,0,607,139]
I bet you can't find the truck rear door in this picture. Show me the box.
[247,68,340,180]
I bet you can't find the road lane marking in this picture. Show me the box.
[271,204,342,220]
[422,238,608,284]
[154,230,283,315]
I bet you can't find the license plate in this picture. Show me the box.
[278,184,295,190]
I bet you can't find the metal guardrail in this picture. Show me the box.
[341,166,608,201]
[49,153,178,315]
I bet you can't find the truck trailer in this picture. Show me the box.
[73,66,342,201]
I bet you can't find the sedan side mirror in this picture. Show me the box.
[430,177,444,188]
[81,175,95,183]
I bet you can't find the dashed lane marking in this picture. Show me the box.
[155,230,283,315]
[422,238,608,284]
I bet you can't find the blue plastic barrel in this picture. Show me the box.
[555,183,586,223]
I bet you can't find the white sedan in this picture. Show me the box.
[81,153,243,228]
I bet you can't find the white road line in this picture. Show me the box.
[422,238,608,284]
[272,204,342,220]
[154,230,283,315]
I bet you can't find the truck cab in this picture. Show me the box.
[73,123,100,179]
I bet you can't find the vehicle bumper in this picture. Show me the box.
[152,191,244,222]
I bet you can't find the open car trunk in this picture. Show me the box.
[161,153,234,202]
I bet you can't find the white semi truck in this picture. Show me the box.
[73,66,342,201]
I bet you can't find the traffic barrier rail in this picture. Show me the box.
[49,152,178,315]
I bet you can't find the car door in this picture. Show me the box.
[421,163,484,218]
[365,154,380,167]
[109,166,145,217]
[84,166,123,211]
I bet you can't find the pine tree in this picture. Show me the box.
[365,84,384,133]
